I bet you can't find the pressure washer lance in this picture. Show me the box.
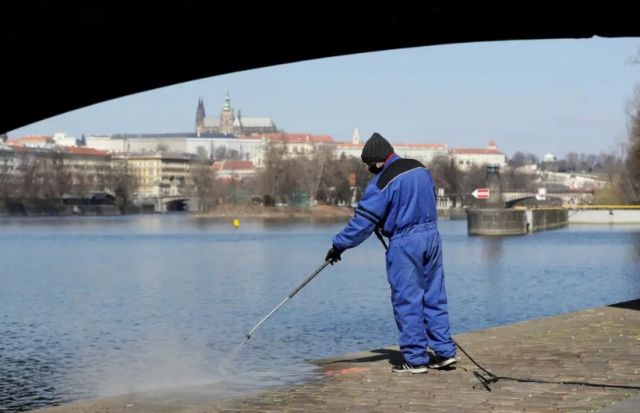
[243,260,332,343]
[372,228,640,392]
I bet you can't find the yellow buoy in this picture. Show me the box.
[233,218,240,228]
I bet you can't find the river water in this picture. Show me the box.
[1,215,639,411]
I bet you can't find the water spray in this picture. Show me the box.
[219,260,331,373]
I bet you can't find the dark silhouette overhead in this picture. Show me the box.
[2,2,639,135]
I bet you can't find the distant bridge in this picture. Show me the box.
[502,191,594,205]
[436,191,595,209]
[137,196,198,212]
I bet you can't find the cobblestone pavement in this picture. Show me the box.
[37,300,640,413]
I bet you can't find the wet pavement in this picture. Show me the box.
[34,299,640,412]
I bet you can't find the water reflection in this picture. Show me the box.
[633,230,640,260]
[479,236,504,263]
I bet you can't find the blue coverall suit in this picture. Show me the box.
[332,154,456,366]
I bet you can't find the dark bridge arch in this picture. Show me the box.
[165,199,189,212]
[2,2,639,134]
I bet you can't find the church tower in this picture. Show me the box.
[195,97,206,135]
[352,128,361,144]
[219,93,235,135]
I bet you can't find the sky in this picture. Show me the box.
[8,37,640,159]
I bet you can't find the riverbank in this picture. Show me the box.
[195,205,467,221]
[36,299,640,412]
[195,204,354,221]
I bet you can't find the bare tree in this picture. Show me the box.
[107,158,138,212]
[508,151,527,168]
[625,84,640,202]
[16,152,46,199]
[0,152,14,199]
[306,145,333,205]
[429,156,463,207]
[461,165,488,207]
[46,151,72,198]
[502,168,536,192]
[190,157,216,211]
[257,140,287,202]
[317,155,369,205]
[525,153,539,165]
[73,169,94,197]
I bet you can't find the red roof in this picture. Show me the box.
[8,136,54,145]
[20,135,54,142]
[64,146,109,156]
[451,148,504,155]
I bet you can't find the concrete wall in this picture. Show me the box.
[531,208,568,232]
[467,207,568,235]
[569,209,640,224]
[467,208,527,235]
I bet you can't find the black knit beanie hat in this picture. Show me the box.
[361,132,394,164]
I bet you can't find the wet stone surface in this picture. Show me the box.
[33,300,640,412]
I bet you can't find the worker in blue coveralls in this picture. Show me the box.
[325,132,457,374]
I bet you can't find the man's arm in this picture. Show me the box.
[332,184,387,251]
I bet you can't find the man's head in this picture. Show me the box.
[361,132,394,174]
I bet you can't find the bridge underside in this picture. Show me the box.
[2,3,639,134]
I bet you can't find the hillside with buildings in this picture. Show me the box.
[1,94,630,216]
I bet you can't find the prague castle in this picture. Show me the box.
[195,93,278,136]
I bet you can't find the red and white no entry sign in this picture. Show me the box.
[472,188,490,199]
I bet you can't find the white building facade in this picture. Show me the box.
[450,141,507,170]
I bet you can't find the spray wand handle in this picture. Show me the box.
[288,260,331,298]
[244,260,331,341]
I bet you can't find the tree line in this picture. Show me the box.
[0,151,137,210]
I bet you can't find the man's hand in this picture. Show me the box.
[325,245,344,264]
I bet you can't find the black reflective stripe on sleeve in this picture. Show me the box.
[355,209,379,226]
[376,158,425,191]
[356,205,382,222]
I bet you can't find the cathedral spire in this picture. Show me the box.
[222,92,233,112]
[220,93,235,135]
[195,97,206,134]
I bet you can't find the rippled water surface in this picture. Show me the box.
[1,215,639,411]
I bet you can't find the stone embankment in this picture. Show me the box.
[37,299,640,412]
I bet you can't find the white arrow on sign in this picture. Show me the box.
[472,188,490,199]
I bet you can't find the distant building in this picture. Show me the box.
[450,140,507,170]
[336,128,448,165]
[336,128,365,159]
[393,143,449,165]
[212,159,257,181]
[124,153,193,198]
[253,132,334,161]
[195,93,278,136]
[7,135,55,148]
[53,132,77,147]
[0,144,111,196]
[86,132,266,167]
[543,153,557,163]
[542,171,609,191]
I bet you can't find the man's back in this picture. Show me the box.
[372,156,438,238]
